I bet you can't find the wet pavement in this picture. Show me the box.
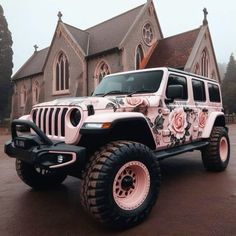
[1,125,236,236]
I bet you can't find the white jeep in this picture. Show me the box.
[5,67,230,229]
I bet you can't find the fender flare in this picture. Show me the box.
[202,112,225,138]
[82,112,147,124]
[80,112,156,149]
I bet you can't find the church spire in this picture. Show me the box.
[57,11,63,22]
[33,44,38,53]
[203,8,208,25]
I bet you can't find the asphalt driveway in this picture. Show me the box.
[0,125,236,236]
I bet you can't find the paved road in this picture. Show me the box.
[1,125,236,236]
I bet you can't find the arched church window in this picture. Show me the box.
[95,61,111,85]
[20,85,27,107]
[201,48,209,77]
[32,80,40,105]
[54,52,69,93]
[135,44,144,70]
[142,22,154,46]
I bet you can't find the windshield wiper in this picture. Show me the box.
[94,89,155,97]
[101,90,128,97]
[126,89,155,97]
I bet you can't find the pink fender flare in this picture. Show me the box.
[202,112,225,138]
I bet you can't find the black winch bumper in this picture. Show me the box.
[4,119,86,169]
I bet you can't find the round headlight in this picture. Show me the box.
[70,109,81,127]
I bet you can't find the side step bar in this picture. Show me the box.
[154,141,209,160]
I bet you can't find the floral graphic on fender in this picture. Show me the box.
[168,108,188,139]
[198,111,207,129]
[153,115,164,133]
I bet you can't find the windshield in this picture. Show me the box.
[93,70,163,96]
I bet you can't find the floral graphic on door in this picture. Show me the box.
[168,108,188,139]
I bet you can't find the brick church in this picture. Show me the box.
[11,0,220,118]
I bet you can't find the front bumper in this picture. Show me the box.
[4,119,86,169]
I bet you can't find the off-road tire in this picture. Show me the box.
[202,127,230,172]
[16,159,67,190]
[81,141,161,229]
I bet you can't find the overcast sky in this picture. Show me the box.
[1,0,235,73]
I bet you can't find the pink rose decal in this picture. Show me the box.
[125,97,149,115]
[198,111,207,129]
[168,108,188,139]
[125,97,145,107]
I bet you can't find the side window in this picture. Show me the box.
[208,83,221,102]
[192,79,206,102]
[166,75,188,100]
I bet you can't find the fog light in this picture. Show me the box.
[57,155,64,163]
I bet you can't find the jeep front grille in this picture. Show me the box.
[32,107,68,138]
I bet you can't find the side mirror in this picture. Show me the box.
[166,85,184,103]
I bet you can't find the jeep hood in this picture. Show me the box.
[33,95,155,112]
[33,96,123,111]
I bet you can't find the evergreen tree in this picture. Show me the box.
[0,4,13,122]
[221,54,236,113]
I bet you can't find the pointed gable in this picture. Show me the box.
[146,28,200,69]
[12,47,49,80]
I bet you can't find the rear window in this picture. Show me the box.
[192,79,206,102]
[208,83,221,102]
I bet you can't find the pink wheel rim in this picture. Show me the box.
[113,161,150,210]
[220,137,228,162]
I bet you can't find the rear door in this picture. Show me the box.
[191,78,208,139]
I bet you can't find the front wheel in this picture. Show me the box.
[16,159,67,190]
[81,141,161,229]
[202,127,230,172]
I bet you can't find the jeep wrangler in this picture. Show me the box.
[5,67,230,229]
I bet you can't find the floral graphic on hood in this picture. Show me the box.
[124,97,149,115]
[125,97,147,107]
[168,108,188,139]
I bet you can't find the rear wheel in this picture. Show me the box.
[202,127,230,172]
[16,159,67,190]
[81,141,161,229]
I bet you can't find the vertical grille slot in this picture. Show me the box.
[54,108,60,136]
[61,108,68,137]
[38,109,43,130]
[48,108,54,135]
[32,109,37,123]
[43,108,48,133]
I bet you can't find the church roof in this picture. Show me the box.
[85,4,145,56]
[146,27,201,69]
[13,4,145,80]
[63,23,89,55]
[12,47,49,80]
[63,4,145,56]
